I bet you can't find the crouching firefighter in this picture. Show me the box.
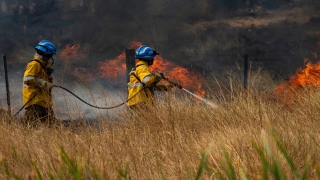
[127,45,172,113]
[22,40,57,127]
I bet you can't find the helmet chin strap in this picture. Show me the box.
[51,57,54,65]
[47,57,54,67]
[38,53,54,66]
[35,52,43,59]
[148,59,154,66]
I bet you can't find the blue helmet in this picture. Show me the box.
[135,45,159,61]
[35,40,56,55]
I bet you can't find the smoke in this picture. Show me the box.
[194,7,315,29]
[0,0,320,119]
[52,84,128,120]
[0,73,128,120]
[0,54,127,120]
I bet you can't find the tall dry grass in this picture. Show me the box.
[0,76,320,179]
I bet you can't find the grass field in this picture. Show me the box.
[0,76,320,180]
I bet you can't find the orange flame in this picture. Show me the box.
[273,37,320,105]
[60,44,89,60]
[99,41,205,96]
[150,55,205,96]
[60,44,91,81]
[99,53,127,79]
[274,57,320,104]
[99,41,142,79]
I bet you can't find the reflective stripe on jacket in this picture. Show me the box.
[127,61,158,106]
[22,56,52,108]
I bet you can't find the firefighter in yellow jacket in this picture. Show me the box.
[127,45,172,111]
[22,40,56,127]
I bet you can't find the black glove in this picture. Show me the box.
[45,81,54,90]
[48,75,53,83]
[154,73,163,82]
[165,85,173,91]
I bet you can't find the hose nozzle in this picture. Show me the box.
[159,72,165,79]
[160,73,183,89]
[172,82,183,89]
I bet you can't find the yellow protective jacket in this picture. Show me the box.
[22,56,52,108]
[127,61,159,107]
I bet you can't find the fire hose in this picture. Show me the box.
[14,85,147,117]
[159,73,217,108]
[14,77,216,117]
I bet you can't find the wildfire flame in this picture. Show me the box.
[99,41,205,96]
[60,44,89,60]
[150,55,205,96]
[99,53,127,79]
[99,41,142,79]
[60,44,91,81]
[274,57,320,104]
[58,42,205,95]
[274,35,320,105]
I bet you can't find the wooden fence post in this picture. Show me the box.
[126,49,136,100]
[3,55,11,115]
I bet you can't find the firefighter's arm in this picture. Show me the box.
[23,63,53,89]
[138,66,162,86]
[143,73,162,87]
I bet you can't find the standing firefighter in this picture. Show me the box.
[127,45,172,112]
[22,40,56,127]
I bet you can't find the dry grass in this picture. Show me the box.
[0,81,320,179]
